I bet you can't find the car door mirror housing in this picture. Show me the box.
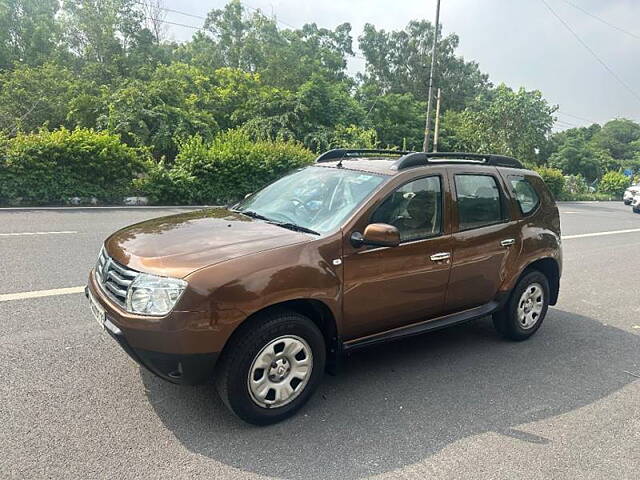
[351,223,401,248]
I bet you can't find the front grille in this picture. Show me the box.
[96,248,139,308]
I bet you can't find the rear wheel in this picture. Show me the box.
[215,308,325,425]
[493,270,550,341]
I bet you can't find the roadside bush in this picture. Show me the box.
[0,128,148,205]
[562,174,589,195]
[136,129,314,204]
[598,171,629,198]
[535,166,565,198]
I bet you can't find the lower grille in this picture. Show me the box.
[96,248,139,308]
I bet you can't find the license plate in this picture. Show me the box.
[88,290,106,329]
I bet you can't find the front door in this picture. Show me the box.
[444,168,522,313]
[342,174,453,340]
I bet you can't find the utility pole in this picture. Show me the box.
[433,88,442,152]
[422,0,441,152]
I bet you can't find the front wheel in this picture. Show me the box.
[493,270,550,341]
[215,309,326,425]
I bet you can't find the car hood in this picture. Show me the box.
[104,208,311,278]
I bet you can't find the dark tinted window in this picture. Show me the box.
[455,174,503,230]
[510,177,540,215]
[371,176,442,242]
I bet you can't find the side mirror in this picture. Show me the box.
[350,223,401,248]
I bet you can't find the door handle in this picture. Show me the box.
[501,238,516,247]
[430,252,451,262]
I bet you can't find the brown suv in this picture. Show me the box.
[86,149,562,425]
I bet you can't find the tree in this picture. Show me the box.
[139,0,168,44]
[0,0,567,173]
[590,118,640,161]
[549,136,601,182]
[202,0,353,91]
[60,0,145,79]
[357,86,426,149]
[440,85,555,163]
[97,63,224,158]
[297,124,378,152]
[295,74,365,150]
[358,20,490,111]
[546,119,640,179]
[0,64,80,133]
[174,32,224,71]
[0,0,62,70]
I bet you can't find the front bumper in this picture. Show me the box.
[106,324,218,384]
[85,277,220,385]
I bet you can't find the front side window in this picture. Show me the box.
[509,177,540,215]
[235,166,385,234]
[371,176,442,242]
[455,174,504,230]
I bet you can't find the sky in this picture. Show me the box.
[161,0,640,130]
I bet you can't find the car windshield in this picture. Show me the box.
[234,166,386,234]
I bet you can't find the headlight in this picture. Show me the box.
[125,273,187,316]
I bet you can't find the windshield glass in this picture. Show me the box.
[234,166,386,234]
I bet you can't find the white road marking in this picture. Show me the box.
[0,231,77,237]
[0,286,85,302]
[562,227,640,240]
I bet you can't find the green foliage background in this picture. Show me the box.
[0,0,638,204]
[136,129,314,204]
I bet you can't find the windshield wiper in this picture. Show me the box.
[234,210,272,222]
[269,222,320,236]
[233,209,320,235]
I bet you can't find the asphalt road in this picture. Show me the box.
[1,202,639,479]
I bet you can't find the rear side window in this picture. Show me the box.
[455,174,504,230]
[509,177,540,215]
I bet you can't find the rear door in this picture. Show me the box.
[444,166,521,313]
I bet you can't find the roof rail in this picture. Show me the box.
[315,148,411,163]
[394,152,523,170]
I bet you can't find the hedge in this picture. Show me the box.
[534,166,565,199]
[136,129,314,204]
[598,171,629,198]
[0,128,147,205]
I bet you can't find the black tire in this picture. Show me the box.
[493,270,550,341]
[633,207,640,214]
[624,200,632,205]
[215,308,325,425]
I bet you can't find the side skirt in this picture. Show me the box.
[342,300,501,353]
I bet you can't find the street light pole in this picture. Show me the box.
[433,88,442,152]
[422,0,441,152]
